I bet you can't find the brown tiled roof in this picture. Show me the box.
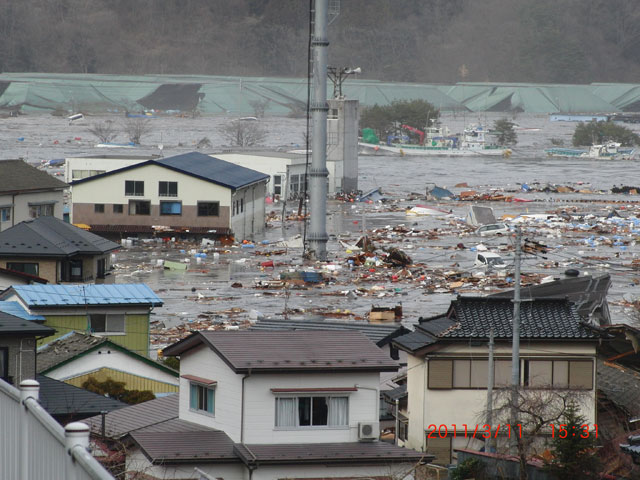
[84,394,179,438]
[131,430,238,464]
[0,159,67,194]
[235,442,429,465]
[163,330,400,373]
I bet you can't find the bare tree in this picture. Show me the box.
[123,117,152,145]
[88,120,118,143]
[486,387,591,480]
[219,119,266,147]
[249,98,270,118]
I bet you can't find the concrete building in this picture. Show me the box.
[70,152,269,241]
[327,98,359,194]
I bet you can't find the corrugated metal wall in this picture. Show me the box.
[66,367,178,394]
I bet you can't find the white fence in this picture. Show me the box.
[0,378,114,480]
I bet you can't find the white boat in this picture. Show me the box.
[359,124,512,157]
[545,142,635,160]
[406,205,451,216]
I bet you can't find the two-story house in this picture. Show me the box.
[0,216,120,284]
[0,159,67,232]
[102,330,429,480]
[394,296,600,465]
[0,283,163,356]
[70,151,269,241]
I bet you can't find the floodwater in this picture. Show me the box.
[3,111,640,350]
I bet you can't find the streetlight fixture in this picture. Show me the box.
[327,66,361,98]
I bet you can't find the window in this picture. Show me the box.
[159,181,178,197]
[113,204,123,214]
[129,200,150,215]
[426,435,451,465]
[275,396,348,428]
[6,262,38,276]
[197,202,219,217]
[273,175,282,196]
[72,169,105,180]
[29,203,54,218]
[89,314,125,333]
[61,260,83,282]
[94,204,105,213]
[190,383,215,414]
[97,258,106,278]
[240,198,244,213]
[0,207,10,222]
[160,201,182,215]
[327,132,338,145]
[0,347,8,382]
[524,359,593,389]
[125,180,144,196]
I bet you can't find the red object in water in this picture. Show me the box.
[53,140,59,144]
[261,260,274,268]
[74,137,82,141]
[353,221,359,224]
[369,268,376,273]
[391,275,399,282]
[512,197,534,202]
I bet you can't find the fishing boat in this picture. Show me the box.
[359,124,511,157]
[545,142,635,160]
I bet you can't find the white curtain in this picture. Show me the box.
[276,398,296,427]
[328,397,348,426]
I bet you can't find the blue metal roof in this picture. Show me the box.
[9,284,163,307]
[0,301,45,321]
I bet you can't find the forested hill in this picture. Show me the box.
[2,0,639,84]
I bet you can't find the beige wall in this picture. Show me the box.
[405,341,598,457]
[0,257,57,283]
[0,190,65,232]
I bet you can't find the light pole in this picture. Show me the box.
[327,66,361,98]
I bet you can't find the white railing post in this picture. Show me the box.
[20,379,40,480]
[65,422,91,480]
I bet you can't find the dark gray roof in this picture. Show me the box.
[491,273,612,325]
[597,359,640,418]
[132,430,238,464]
[84,394,179,438]
[0,216,120,257]
[235,442,428,465]
[0,311,54,335]
[71,152,269,191]
[382,383,407,402]
[393,317,456,353]
[438,297,599,340]
[251,318,408,346]
[36,374,126,416]
[0,159,67,194]
[163,330,400,373]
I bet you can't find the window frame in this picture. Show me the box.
[29,203,54,218]
[197,201,220,217]
[190,382,215,416]
[158,181,178,197]
[6,262,39,276]
[113,204,124,214]
[274,395,349,429]
[125,180,144,196]
[128,200,151,215]
[159,200,182,216]
[0,347,8,382]
[94,204,105,214]
[0,207,11,222]
[89,313,126,335]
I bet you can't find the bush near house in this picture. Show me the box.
[82,377,155,405]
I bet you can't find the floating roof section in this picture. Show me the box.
[2,73,639,114]
[3,283,163,307]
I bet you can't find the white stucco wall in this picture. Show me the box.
[44,347,178,388]
[406,342,597,453]
[231,181,266,241]
[71,164,231,207]
[0,190,65,231]
[178,344,244,442]
[242,371,380,444]
[178,345,382,444]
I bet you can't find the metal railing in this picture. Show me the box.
[0,378,114,480]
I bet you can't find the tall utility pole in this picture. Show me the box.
[511,226,522,454]
[308,0,329,260]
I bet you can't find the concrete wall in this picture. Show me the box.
[0,190,65,232]
[1,335,37,385]
[327,98,359,194]
[214,153,297,198]
[231,182,266,240]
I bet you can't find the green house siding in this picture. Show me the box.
[39,313,150,356]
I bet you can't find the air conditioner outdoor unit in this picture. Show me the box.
[358,422,379,441]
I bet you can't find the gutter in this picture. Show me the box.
[241,370,251,443]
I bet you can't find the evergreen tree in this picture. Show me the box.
[545,401,601,480]
[573,120,640,147]
[493,118,518,145]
